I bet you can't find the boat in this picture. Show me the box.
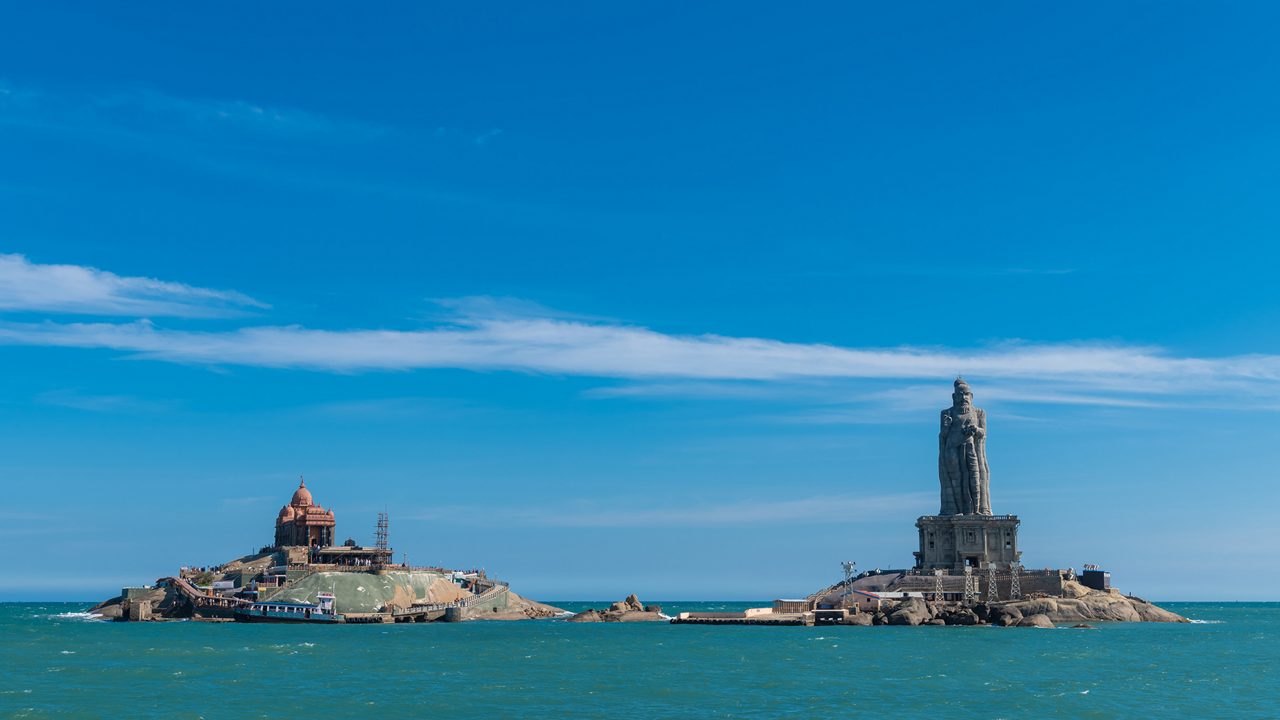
[233,592,343,623]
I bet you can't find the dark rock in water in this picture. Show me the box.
[972,603,992,623]
[987,604,1024,627]
[939,608,981,626]
[566,609,604,623]
[1071,623,1096,629]
[1017,613,1054,628]
[925,618,947,625]
[644,605,662,615]
[844,613,873,626]
[872,611,889,625]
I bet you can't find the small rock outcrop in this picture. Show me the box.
[1017,613,1055,628]
[566,595,665,623]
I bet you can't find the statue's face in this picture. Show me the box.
[953,390,972,408]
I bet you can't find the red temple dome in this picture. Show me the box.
[273,477,335,548]
[290,477,313,507]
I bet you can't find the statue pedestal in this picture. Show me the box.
[914,514,1021,571]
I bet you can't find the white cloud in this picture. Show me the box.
[0,254,267,317]
[2,305,1280,410]
[3,264,1280,410]
[0,312,1268,381]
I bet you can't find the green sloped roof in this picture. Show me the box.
[262,570,448,614]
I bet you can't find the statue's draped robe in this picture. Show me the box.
[938,406,991,515]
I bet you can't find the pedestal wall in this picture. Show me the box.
[914,514,1021,571]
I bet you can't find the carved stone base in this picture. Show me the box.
[914,514,1021,571]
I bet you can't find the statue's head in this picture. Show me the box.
[952,377,973,408]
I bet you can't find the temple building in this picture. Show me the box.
[273,477,336,547]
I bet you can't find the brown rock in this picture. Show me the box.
[1017,613,1054,628]
[887,597,934,626]
[614,611,665,622]
[566,609,604,623]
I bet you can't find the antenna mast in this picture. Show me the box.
[375,511,389,552]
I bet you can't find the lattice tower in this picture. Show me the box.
[986,562,1000,603]
[376,511,389,552]
[1009,562,1023,600]
[962,566,977,605]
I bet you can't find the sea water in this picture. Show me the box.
[1,602,1275,718]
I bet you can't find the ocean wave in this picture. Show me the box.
[43,612,104,622]
[1187,619,1224,624]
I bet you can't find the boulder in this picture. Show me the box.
[614,611,664,622]
[972,603,992,623]
[887,597,934,626]
[1003,587,1187,624]
[844,613,873,626]
[609,601,630,613]
[925,618,947,625]
[872,611,889,625]
[624,594,645,612]
[1017,613,1054,628]
[987,604,1023,627]
[644,605,663,615]
[566,609,604,623]
[939,608,981,626]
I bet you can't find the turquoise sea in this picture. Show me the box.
[1,601,1275,719]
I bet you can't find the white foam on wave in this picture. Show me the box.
[45,612,104,622]
[1187,619,1223,624]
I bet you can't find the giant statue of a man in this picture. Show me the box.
[938,378,991,515]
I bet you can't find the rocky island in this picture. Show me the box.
[92,478,562,623]
[566,594,666,622]
[676,379,1187,628]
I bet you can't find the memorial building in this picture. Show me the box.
[913,378,1022,571]
[273,477,336,547]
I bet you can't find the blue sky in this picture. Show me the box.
[2,2,1279,601]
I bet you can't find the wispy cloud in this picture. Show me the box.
[4,254,1280,412]
[0,80,385,142]
[0,253,267,317]
[3,297,1280,411]
[408,492,934,528]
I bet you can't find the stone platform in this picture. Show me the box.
[914,514,1021,571]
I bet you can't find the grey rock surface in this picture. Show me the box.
[887,597,934,626]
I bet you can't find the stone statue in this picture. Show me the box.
[938,378,991,515]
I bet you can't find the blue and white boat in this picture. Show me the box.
[233,592,343,623]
